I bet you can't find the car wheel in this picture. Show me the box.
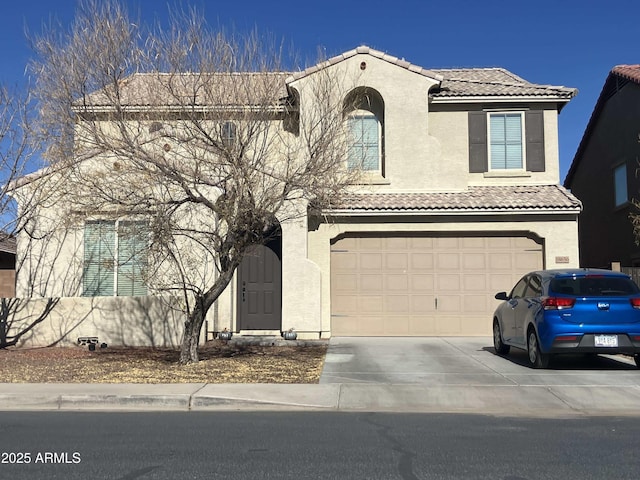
[493,320,510,355]
[634,355,640,369]
[527,329,550,369]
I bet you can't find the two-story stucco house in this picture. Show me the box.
[14,46,581,346]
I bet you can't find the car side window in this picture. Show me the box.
[527,275,543,297]
[510,277,529,299]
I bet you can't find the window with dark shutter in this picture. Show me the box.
[468,112,488,173]
[525,110,545,172]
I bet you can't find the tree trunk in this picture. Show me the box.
[178,265,239,364]
[179,304,205,364]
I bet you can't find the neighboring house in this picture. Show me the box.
[565,65,640,269]
[14,46,581,346]
[0,235,16,298]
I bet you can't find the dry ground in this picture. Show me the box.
[0,341,328,383]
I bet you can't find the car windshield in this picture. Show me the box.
[550,276,640,296]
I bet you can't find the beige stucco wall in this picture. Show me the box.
[428,105,561,188]
[307,214,580,336]
[8,295,184,348]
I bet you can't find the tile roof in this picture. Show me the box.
[325,185,581,213]
[80,46,575,109]
[286,45,444,83]
[287,46,575,101]
[431,68,576,99]
[611,65,640,84]
[0,235,16,254]
[80,72,291,108]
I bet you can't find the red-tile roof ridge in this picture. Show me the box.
[612,65,640,84]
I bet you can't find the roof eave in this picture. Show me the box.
[71,104,288,114]
[322,207,582,216]
[430,95,575,104]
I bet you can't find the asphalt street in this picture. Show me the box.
[1,411,639,480]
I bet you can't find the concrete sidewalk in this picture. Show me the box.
[3,382,640,416]
[3,337,640,416]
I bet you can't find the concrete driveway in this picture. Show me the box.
[319,337,640,387]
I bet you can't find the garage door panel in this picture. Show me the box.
[437,274,461,291]
[489,253,514,270]
[463,274,488,291]
[359,237,383,249]
[463,253,487,269]
[361,253,383,269]
[385,295,410,313]
[463,294,489,313]
[411,274,434,291]
[412,295,436,313]
[333,252,358,270]
[332,295,358,313]
[386,274,409,291]
[437,253,460,269]
[411,253,434,270]
[409,316,437,335]
[361,274,383,292]
[437,295,461,313]
[386,253,408,270]
[386,237,409,250]
[331,234,543,336]
[334,273,358,291]
[516,252,543,271]
[436,316,462,335]
[358,295,383,312]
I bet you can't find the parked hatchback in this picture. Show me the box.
[493,269,640,368]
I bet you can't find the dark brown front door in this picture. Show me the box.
[237,238,282,330]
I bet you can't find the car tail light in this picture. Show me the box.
[543,297,575,310]
[630,298,640,309]
[555,335,578,341]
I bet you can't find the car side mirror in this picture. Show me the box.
[495,292,509,301]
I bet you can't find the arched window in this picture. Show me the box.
[344,88,384,174]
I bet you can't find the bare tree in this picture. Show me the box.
[29,0,362,363]
[0,83,75,348]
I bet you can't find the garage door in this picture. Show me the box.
[330,234,543,336]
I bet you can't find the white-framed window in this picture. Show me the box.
[83,220,148,297]
[488,112,524,170]
[614,163,628,207]
[347,111,381,172]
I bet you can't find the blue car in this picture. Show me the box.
[492,269,640,368]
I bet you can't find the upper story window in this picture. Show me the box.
[344,88,385,175]
[83,220,148,297]
[468,110,545,174]
[489,113,523,170]
[222,121,237,146]
[347,111,380,171]
[614,163,628,207]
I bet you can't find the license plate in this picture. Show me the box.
[595,334,618,347]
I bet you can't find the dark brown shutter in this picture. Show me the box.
[525,110,545,172]
[468,112,488,173]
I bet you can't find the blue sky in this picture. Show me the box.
[1,0,638,181]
